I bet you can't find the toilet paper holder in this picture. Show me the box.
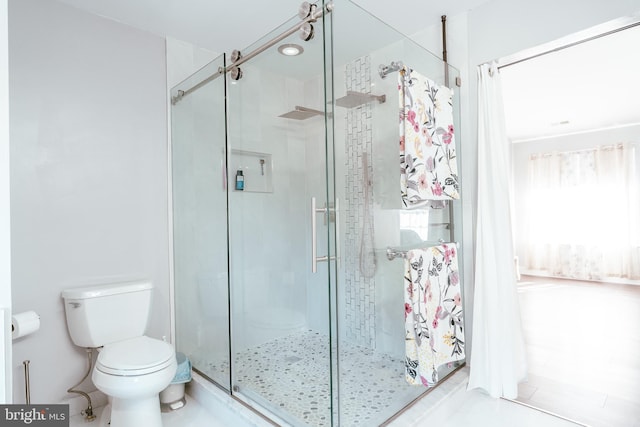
[12,311,40,340]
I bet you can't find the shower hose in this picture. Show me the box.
[359,152,377,278]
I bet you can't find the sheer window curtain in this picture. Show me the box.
[524,143,640,280]
[467,63,527,398]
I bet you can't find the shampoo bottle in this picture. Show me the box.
[235,170,244,191]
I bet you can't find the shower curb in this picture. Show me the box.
[186,371,284,427]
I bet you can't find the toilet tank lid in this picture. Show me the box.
[61,281,152,300]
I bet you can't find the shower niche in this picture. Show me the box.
[229,149,273,193]
[170,1,464,426]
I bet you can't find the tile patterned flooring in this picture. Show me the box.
[516,275,640,427]
[196,330,437,426]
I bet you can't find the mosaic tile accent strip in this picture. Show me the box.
[194,330,422,427]
[344,55,376,349]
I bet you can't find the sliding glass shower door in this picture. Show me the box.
[171,55,231,391]
[171,6,338,424]
[225,8,336,426]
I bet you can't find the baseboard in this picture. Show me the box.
[520,271,640,286]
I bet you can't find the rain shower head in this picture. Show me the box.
[278,106,327,120]
[335,91,386,109]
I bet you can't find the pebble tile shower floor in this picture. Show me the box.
[194,330,423,426]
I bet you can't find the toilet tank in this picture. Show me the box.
[61,281,153,348]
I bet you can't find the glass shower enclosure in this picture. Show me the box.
[171,1,464,425]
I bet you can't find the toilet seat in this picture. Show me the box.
[96,336,175,376]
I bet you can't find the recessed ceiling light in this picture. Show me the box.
[278,43,304,56]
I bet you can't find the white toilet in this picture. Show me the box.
[62,281,177,427]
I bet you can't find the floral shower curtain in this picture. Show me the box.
[524,143,640,280]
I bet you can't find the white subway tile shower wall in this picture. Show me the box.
[343,55,376,349]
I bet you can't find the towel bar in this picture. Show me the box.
[386,240,458,261]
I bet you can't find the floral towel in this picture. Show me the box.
[404,244,465,386]
[399,67,459,207]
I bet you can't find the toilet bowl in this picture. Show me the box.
[93,337,177,427]
[61,281,176,427]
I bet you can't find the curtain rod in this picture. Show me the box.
[496,20,640,71]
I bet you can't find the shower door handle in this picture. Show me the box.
[311,197,321,273]
[311,197,336,273]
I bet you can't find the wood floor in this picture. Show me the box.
[516,275,640,427]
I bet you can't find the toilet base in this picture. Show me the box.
[98,404,111,427]
[105,395,163,427]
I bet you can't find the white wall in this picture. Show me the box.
[9,0,169,404]
[0,0,12,403]
[166,37,218,90]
